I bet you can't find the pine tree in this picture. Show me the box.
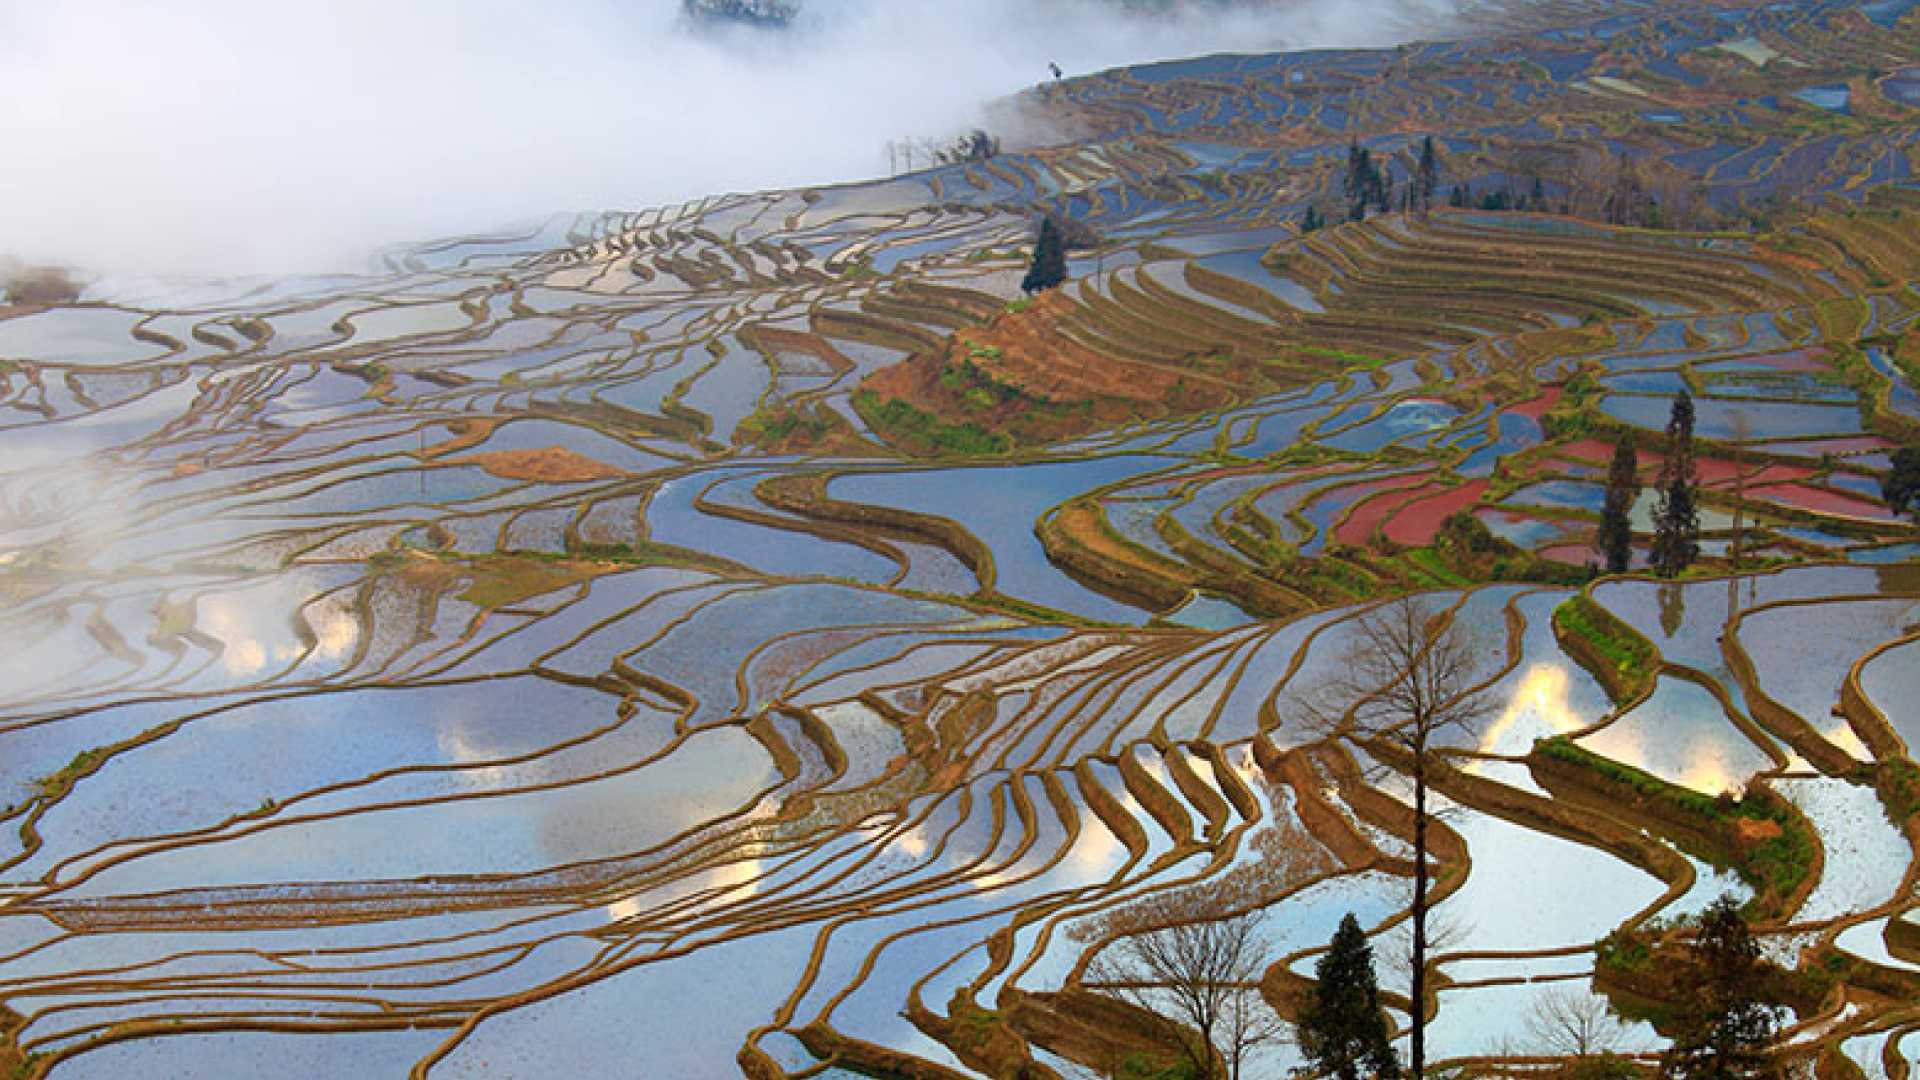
[1298,914,1401,1080]
[1021,215,1068,295]
[1450,184,1468,208]
[1417,135,1439,215]
[1302,204,1325,233]
[1660,895,1783,1080]
[1346,143,1374,223]
[1597,438,1640,573]
[1651,391,1701,578]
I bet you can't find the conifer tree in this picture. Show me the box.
[1597,437,1640,573]
[1346,143,1374,222]
[1302,204,1325,233]
[1651,392,1701,578]
[1417,135,1439,215]
[1021,215,1068,295]
[1299,914,1401,1080]
[1660,895,1783,1080]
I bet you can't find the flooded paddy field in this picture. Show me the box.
[5,0,1920,1075]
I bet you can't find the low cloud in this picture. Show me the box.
[0,0,1457,279]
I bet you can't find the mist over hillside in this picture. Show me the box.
[0,0,1455,279]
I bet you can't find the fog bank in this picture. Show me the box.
[0,0,1459,278]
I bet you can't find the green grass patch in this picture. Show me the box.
[1117,1052,1198,1080]
[852,389,1012,456]
[1553,594,1657,698]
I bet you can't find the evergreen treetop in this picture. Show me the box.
[1597,437,1640,574]
[1299,914,1401,1080]
[1660,895,1783,1080]
[1022,215,1069,295]
[1651,391,1701,578]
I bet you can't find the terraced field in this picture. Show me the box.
[4,0,1920,1077]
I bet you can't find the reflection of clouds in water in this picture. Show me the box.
[604,855,764,925]
[197,582,359,676]
[1677,749,1738,799]
[1478,664,1586,755]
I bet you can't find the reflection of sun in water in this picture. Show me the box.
[1679,752,1737,798]
[1478,664,1585,755]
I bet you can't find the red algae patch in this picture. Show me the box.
[1385,480,1490,547]
[1506,386,1562,421]
[1334,474,1432,546]
[1747,483,1897,520]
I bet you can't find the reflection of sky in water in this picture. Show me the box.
[1437,797,1667,954]
[50,1029,451,1080]
[1773,777,1910,923]
[69,721,778,898]
[1578,677,1777,795]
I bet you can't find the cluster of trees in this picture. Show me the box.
[1306,140,1721,235]
[1090,598,1784,1080]
[1595,392,1701,576]
[1,261,79,306]
[886,129,1001,175]
[1344,143,1393,223]
[1304,136,1441,233]
[1567,147,1712,231]
[1100,877,1781,1080]
[1448,175,1551,213]
[680,0,796,28]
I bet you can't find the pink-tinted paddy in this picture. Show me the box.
[1327,473,1433,547]
[1385,479,1492,546]
[1748,483,1897,521]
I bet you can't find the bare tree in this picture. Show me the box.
[1306,597,1497,1080]
[1086,901,1289,1080]
[1525,986,1629,1060]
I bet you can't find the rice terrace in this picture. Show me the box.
[5,0,1920,1077]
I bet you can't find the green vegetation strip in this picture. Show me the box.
[1534,737,1816,907]
[1552,594,1658,704]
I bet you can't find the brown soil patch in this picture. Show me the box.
[1734,816,1783,847]
[421,418,503,459]
[861,288,1235,445]
[449,446,628,483]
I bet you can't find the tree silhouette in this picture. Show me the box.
[1087,902,1287,1080]
[1346,143,1388,223]
[1660,895,1783,1080]
[1884,446,1920,524]
[1022,215,1068,295]
[1417,136,1439,216]
[1651,392,1700,578]
[1597,437,1640,573]
[1298,914,1401,1080]
[1306,597,1494,1079]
